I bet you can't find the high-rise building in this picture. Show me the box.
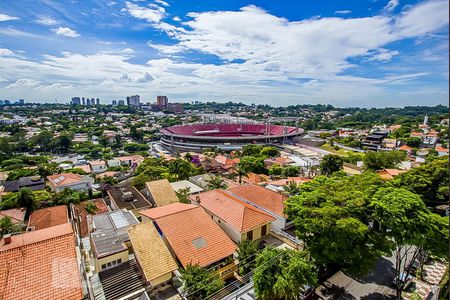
[168,103,184,114]
[112,100,117,106]
[118,100,125,106]
[96,98,100,105]
[18,99,25,105]
[91,98,95,106]
[82,97,85,105]
[71,97,81,105]
[156,96,168,110]
[126,95,140,107]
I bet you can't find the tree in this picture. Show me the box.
[392,156,448,205]
[370,187,448,300]
[180,264,224,300]
[236,239,259,275]
[285,172,390,274]
[206,176,228,190]
[0,216,22,238]
[260,146,280,158]
[283,166,300,177]
[35,130,53,152]
[253,247,317,300]
[234,165,248,184]
[175,187,191,204]
[405,137,421,148]
[84,202,98,214]
[282,181,302,196]
[319,154,344,176]
[268,165,284,176]
[167,159,201,180]
[238,156,267,174]
[57,132,72,153]
[16,188,36,214]
[363,150,406,170]
[242,144,263,156]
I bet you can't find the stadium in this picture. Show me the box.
[160,123,304,152]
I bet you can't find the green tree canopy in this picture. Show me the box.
[363,150,406,170]
[253,247,317,300]
[180,264,224,300]
[236,239,259,275]
[319,155,344,176]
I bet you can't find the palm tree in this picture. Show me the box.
[175,187,191,204]
[282,180,302,196]
[235,165,248,185]
[16,188,36,213]
[206,176,228,190]
[84,202,98,215]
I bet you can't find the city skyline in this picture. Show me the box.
[0,0,448,107]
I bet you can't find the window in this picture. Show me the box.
[261,225,267,236]
[247,230,253,240]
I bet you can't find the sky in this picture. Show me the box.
[0,0,448,107]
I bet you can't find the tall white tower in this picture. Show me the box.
[423,114,428,126]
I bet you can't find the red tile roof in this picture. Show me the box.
[73,199,109,237]
[0,223,82,300]
[140,203,197,220]
[228,185,288,217]
[0,208,26,224]
[243,173,269,185]
[27,206,69,231]
[151,204,237,268]
[48,173,84,186]
[267,177,311,186]
[191,190,275,232]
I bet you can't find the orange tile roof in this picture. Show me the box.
[228,185,288,217]
[243,173,269,185]
[48,173,84,186]
[399,145,413,151]
[27,206,69,231]
[152,204,237,268]
[435,146,449,153]
[376,169,406,180]
[96,171,119,178]
[140,203,197,220]
[0,223,82,300]
[74,165,91,173]
[0,208,26,224]
[191,190,275,232]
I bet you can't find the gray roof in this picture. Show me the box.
[170,180,204,194]
[91,210,139,258]
[188,174,214,190]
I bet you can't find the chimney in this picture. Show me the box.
[3,234,11,245]
[195,196,201,204]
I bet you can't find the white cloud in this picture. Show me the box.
[6,78,41,88]
[125,1,166,23]
[384,0,400,12]
[36,16,58,26]
[368,48,400,61]
[155,0,169,7]
[0,48,16,57]
[335,10,352,15]
[172,16,181,22]
[0,13,19,22]
[395,0,449,37]
[52,26,80,37]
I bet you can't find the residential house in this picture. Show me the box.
[27,205,69,231]
[145,179,179,207]
[435,146,449,156]
[227,185,289,232]
[74,164,92,174]
[90,210,139,272]
[170,180,204,195]
[47,173,91,193]
[190,190,275,243]
[107,186,152,217]
[0,207,26,225]
[3,175,45,192]
[139,203,237,279]
[107,158,121,168]
[89,160,107,173]
[0,223,83,300]
[242,173,270,185]
[376,169,406,180]
[118,155,144,168]
[128,222,178,287]
[189,174,214,190]
[264,177,312,192]
[70,199,109,239]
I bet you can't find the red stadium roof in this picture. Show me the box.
[161,123,298,137]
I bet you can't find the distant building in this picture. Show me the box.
[27,205,69,231]
[82,97,86,105]
[86,98,91,106]
[112,100,117,106]
[96,98,100,105]
[47,173,91,193]
[71,97,81,105]
[168,102,184,114]
[18,99,25,105]
[156,96,168,110]
[118,100,125,106]
[126,95,140,107]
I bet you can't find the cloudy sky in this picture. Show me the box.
[0,0,448,107]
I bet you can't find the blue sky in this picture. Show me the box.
[0,0,448,107]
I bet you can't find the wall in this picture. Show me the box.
[55,182,90,193]
[94,250,129,272]
[149,272,173,287]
